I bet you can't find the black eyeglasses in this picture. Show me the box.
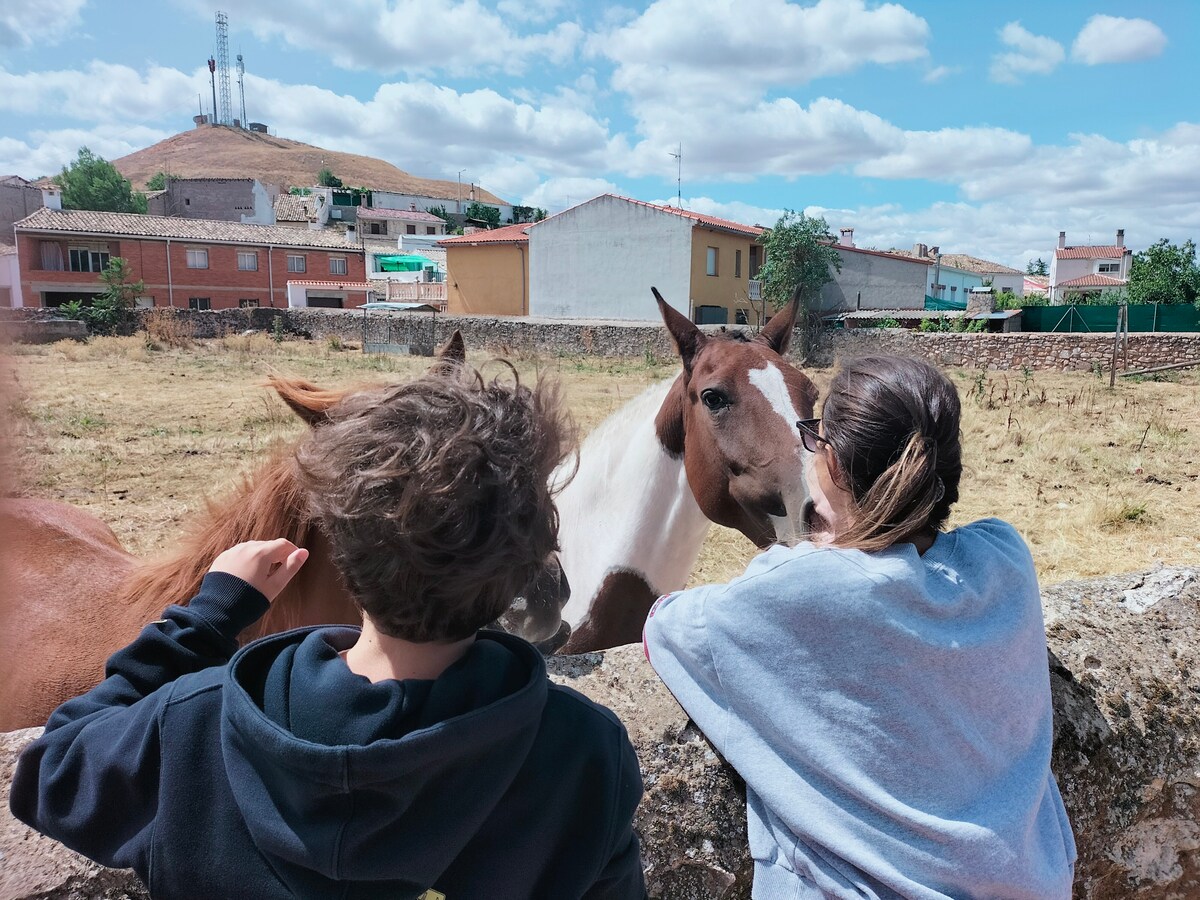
[796,418,825,453]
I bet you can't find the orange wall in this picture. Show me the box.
[445,243,528,316]
[689,228,757,322]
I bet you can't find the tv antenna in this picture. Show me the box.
[669,143,681,207]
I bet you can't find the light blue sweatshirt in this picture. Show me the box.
[644,518,1076,899]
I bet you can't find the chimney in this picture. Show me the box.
[1116,229,1125,248]
[913,243,928,258]
[41,187,62,210]
[838,227,855,248]
[1058,231,1066,249]
[345,224,357,244]
[410,202,417,211]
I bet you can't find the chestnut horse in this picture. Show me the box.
[556,289,819,653]
[0,334,570,731]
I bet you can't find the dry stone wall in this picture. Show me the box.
[3,566,1200,898]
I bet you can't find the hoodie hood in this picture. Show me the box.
[220,627,548,893]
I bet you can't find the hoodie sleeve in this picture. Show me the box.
[642,586,731,756]
[9,572,269,871]
[582,726,647,900]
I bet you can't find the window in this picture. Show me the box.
[68,248,109,273]
[426,226,436,235]
[706,247,719,277]
[188,297,212,310]
[406,224,417,235]
[370,223,383,235]
[40,242,64,271]
[330,257,348,276]
[735,249,742,278]
[287,255,306,273]
[186,249,208,269]
[1098,262,1119,274]
[239,299,260,309]
[237,251,258,271]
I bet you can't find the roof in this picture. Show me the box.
[833,243,932,265]
[15,206,364,252]
[274,194,314,222]
[895,249,1022,274]
[1056,273,1128,288]
[1055,245,1129,260]
[438,222,531,246]
[357,207,445,224]
[830,309,958,320]
[0,175,32,187]
[602,194,764,238]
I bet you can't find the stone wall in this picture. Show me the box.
[3,567,1200,898]
[2,307,1199,373]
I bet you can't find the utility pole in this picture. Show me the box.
[236,53,246,127]
[207,57,217,126]
[457,169,465,215]
[669,143,681,207]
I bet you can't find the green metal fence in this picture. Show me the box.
[1020,303,1200,333]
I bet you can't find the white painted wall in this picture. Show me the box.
[240,180,277,226]
[927,263,984,306]
[819,248,927,311]
[529,195,693,321]
[0,252,22,307]
[983,272,1025,298]
[371,190,514,225]
[1049,251,1131,301]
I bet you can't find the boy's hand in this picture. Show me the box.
[208,539,309,602]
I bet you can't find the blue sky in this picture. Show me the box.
[1,0,1196,267]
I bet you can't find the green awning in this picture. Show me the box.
[375,254,438,272]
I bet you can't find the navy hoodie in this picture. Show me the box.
[11,573,645,899]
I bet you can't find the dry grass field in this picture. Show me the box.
[4,334,1199,590]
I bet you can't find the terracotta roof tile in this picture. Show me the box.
[603,195,764,238]
[16,206,362,252]
[438,223,531,245]
[274,194,314,222]
[888,248,1021,274]
[286,280,371,289]
[1055,245,1128,260]
[357,207,445,224]
[1056,274,1128,288]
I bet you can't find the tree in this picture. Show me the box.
[426,204,453,223]
[55,147,148,214]
[317,168,343,188]
[465,201,501,228]
[145,171,168,191]
[1025,257,1048,276]
[98,257,145,309]
[756,210,841,314]
[1127,238,1200,306]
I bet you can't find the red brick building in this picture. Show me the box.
[15,207,367,310]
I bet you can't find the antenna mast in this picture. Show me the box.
[669,143,681,207]
[236,53,246,127]
[215,11,233,126]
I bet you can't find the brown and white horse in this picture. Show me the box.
[0,334,570,731]
[556,289,819,653]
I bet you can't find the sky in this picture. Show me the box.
[1,0,1197,268]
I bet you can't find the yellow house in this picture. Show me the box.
[438,223,530,316]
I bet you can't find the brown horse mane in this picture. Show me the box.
[118,450,315,628]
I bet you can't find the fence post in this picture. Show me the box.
[1109,308,1122,388]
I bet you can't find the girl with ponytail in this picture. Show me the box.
[645,355,1076,899]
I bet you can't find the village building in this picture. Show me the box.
[14,205,367,309]
[1049,230,1132,303]
[144,177,278,225]
[818,229,931,312]
[439,223,532,316]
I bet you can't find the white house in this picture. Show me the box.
[529,194,763,323]
[1049,230,1132,303]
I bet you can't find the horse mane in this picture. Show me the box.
[119,449,315,625]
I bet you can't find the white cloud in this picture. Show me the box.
[922,65,956,84]
[0,0,86,47]
[521,176,620,212]
[0,63,203,123]
[0,126,172,178]
[1071,15,1167,65]
[989,21,1065,84]
[178,0,582,75]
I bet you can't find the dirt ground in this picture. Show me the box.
[4,334,1199,588]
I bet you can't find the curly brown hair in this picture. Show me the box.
[294,366,573,642]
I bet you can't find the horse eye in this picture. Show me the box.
[701,389,729,411]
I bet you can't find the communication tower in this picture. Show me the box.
[215,11,233,126]
[236,53,247,127]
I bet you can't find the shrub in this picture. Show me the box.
[142,308,195,349]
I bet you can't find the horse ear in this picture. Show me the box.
[756,293,800,356]
[266,375,346,428]
[653,286,705,372]
[654,375,686,457]
[429,330,467,375]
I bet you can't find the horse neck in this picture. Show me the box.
[118,455,337,634]
[556,377,711,627]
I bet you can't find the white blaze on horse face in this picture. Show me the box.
[747,362,812,545]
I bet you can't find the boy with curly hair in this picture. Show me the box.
[12,366,645,899]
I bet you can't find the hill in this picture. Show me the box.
[111,125,510,206]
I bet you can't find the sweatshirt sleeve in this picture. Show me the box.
[8,572,269,871]
[642,585,732,755]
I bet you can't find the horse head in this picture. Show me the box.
[652,288,818,549]
[268,331,572,649]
